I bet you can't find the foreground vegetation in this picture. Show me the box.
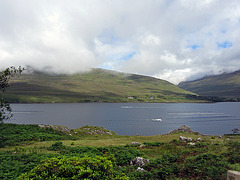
[0,123,240,179]
[3,68,207,103]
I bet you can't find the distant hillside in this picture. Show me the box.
[178,70,240,99]
[4,68,199,103]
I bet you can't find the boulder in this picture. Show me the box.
[188,142,195,146]
[136,167,145,171]
[131,142,141,145]
[105,132,112,135]
[179,136,187,141]
[227,170,240,180]
[130,157,149,167]
[179,136,192,142]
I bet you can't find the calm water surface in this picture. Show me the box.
[9,102,240,136]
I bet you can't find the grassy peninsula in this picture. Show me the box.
[1,123,240,179]
[3,68,204,103]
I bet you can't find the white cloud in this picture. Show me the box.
[0,0,240,83]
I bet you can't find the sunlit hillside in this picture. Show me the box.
[4,68,198,103]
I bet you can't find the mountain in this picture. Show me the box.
[4,68,199,103]
[178,70,240,99]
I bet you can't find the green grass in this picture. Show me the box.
[3,68,203,103]
[0,123,240,179]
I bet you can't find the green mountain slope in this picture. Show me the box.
[4,68,198,103]
[178,70,240,98]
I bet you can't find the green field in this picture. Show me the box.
[0,123,240,179]
[3,68,204,103]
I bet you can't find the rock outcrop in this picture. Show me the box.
[38,124,115,136]
[130,157,149,167]
[38,124,71,134]
[75,126,116,136]
[168,125,195,134]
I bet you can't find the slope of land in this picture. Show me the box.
[178,70,240,99]
[1,123,239,179]
[4,68,199,103]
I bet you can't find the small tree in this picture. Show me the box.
[0,66,24,122]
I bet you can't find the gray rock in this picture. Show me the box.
[94,130,104,134]
[179,136,187,141]
[188,142,195,146]
[131,142,141,145]
[105,131,112,135]
[38,124,46,128]
[38,124,71,134]
[130,157,149,167]
[179,136,192,142]
[227,170,240,180]
[83,128,90,130]
[139,144,146,148]
[136,167,145,171]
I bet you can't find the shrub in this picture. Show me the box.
[182,153,229,179]
[58,145,143,166]
[223,141,240,164]
[144,154,181,179]
[115,166,153,180]
[48,141,67,151]
[0,123,76,147]
[18,156,127,179]
[143,142,166,147]
[0,152,56,180]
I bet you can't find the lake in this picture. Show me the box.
[9,102,240,136]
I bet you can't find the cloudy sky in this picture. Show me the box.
[1,0,240,84]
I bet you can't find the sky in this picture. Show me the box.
[1,0,240,84]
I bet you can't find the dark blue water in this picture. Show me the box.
[9,102,240,136]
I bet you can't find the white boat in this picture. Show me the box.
[152,118,162,122]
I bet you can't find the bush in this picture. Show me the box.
[223,142,240,164]
[0,123,76,147]
[143,142,166,147]
[115,166,153,180]
[48,141,67,151]
[18,156,127,179]
[182,153,229,179]
[0,152,56,180]
[144,154,181,179]
[58,145,143,166]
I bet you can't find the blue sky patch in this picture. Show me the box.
[187,44,201,50]
[120,52,136,61]
[217,41,233,48]
[190,44,201,50]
